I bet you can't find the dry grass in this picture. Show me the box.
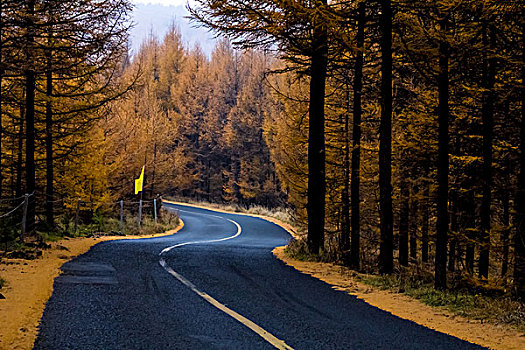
[285,236,525,333]
[284,237,337,262]
[166,197,295,225]
[59,208,180,238]
[275,246,525,350]
[0,210,180,263]
[359,271,525,332]
[284,233,525,333]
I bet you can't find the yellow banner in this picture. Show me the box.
[134,166,144,195]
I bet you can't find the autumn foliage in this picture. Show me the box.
[1,0,525,300]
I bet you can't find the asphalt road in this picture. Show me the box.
[34,203,485,350]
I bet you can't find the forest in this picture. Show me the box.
[0,0,524,305]
[190,0,525,301]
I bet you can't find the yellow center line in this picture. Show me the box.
[159,210,294,350]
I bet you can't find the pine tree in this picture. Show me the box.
[513,0,525,300]
[378,0,394,274]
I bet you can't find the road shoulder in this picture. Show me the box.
[149,201,525,350]
[273,246,525,350]
[0,221,184,350]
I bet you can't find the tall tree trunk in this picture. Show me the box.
[306,0,328,254]
[350,2,365,270]
[449,190,458,272]
[501,103,511,277]
[9,113,16,197]
[410,187,418,261]
[341,81,350,257]
[378,0,394,274]
[0,74,3,199]
[206,159,211,202]
[399,179,409,267]
[435,16,450,290]
[513,13,525,300]
[45,51,54,228]
[479,24,496,279]
[16,97,25,198]
[465,188,476,273]
[0,1,4,198]
[422,183,430,263]
[24,0,36,236]
[501,187,510,277]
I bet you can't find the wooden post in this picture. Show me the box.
[74,199,80,233]
[138,199,143,228]
[20,194,29,240]
[120,200,124,232]
[157,196,163,219]
[153,199,157,223]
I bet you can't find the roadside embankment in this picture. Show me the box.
[0,221,183,350]
[273,246,525,350]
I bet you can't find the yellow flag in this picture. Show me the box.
[134,166,145,195]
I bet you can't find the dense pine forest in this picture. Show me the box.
[190,0,525,301]
[105,31,285,207]
[1,0,525,306]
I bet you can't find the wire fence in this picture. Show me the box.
[0,192,166,247]
[0,199,26,219]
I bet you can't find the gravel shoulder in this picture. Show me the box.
[0,222,183,350]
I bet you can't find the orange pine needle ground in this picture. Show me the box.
[273,246,525,350]
[0,222,183,350]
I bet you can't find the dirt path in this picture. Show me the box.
[274,246,525,350]
[0,222,183,350]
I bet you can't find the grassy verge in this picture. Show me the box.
[284,238,525,332]
[1,209,179,259]
[357,272,525,332]
[284,237,334,262]
[50,207,179,238]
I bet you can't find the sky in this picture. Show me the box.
[130,0,216,56]
[133,0,194,6]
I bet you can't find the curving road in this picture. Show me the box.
[34,203,485,349]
